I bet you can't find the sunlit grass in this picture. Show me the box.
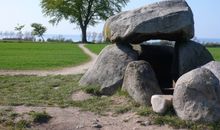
[0,42,89,70]
[207,47,220,61]
[85,44,107,54]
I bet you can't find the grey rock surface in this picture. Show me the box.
[122,61,162,105]
[104,0,194,44]
[177,40,214,76]
[202,61,220,80]
[173,68,220,122]
[79,43,138,95]
[151,95,173,114]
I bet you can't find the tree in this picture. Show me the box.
[31,23,47,41]
[15,24,25,39]
[40,0,129,43]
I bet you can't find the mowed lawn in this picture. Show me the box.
[85,44,107,54]
[207,47,220,61]
[0,42,89,70]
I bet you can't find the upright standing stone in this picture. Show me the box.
[104,0,194,44]
[122,61,162,105]
[176,40,214,76]
[79,43,138,95]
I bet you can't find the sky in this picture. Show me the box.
[0,0,219,39]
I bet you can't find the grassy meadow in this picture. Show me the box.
[85,44,107,54]
[0,42,89,70]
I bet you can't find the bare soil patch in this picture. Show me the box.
[0,106,174,130]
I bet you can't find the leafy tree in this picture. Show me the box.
[15,24,25,39]
[31,23,47,41]
[40,0,129,43]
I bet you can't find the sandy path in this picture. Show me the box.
[0,106,175,130]
[0,44,97,76]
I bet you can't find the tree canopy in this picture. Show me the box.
[31,23,47,41]
[14,24,25,39]
[41,0,129,43]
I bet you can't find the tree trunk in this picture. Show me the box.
[81,26,88,43]
[41,35,45,42]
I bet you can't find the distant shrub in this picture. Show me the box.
[47,37,75,43]
[204,42,220,47]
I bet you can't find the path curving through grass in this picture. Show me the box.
[0,44,97,76]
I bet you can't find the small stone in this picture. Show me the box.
[133,127,138,130]
[140,120,151,126]
[91,123,102,128]
[136,120,143,124]
[151,95,173,114]
[101,95,108,98]
[123,116,132,122]
[76,125,84,129]
[123,118,129,122]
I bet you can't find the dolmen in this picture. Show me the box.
[79,0,220,123]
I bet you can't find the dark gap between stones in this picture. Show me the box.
[138,42,177,95]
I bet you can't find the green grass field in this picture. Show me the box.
[85,44,107,54]
[207,47,220,61]
[0,42,89,70]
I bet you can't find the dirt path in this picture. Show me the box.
[0,44,97,76]
[0,106,175,130]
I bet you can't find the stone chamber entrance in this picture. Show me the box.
[135,41,178,95]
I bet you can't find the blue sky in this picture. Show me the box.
[0,0,219,39]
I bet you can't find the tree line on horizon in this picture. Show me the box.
[0,26,105,43]
[0,23,47,42]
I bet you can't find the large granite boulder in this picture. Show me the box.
[202,61,220,80]
[122,61,162,105]
[79,43,138,95]
[104,0,194,44]
[176,40,214,76]
[173,68,220,122]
